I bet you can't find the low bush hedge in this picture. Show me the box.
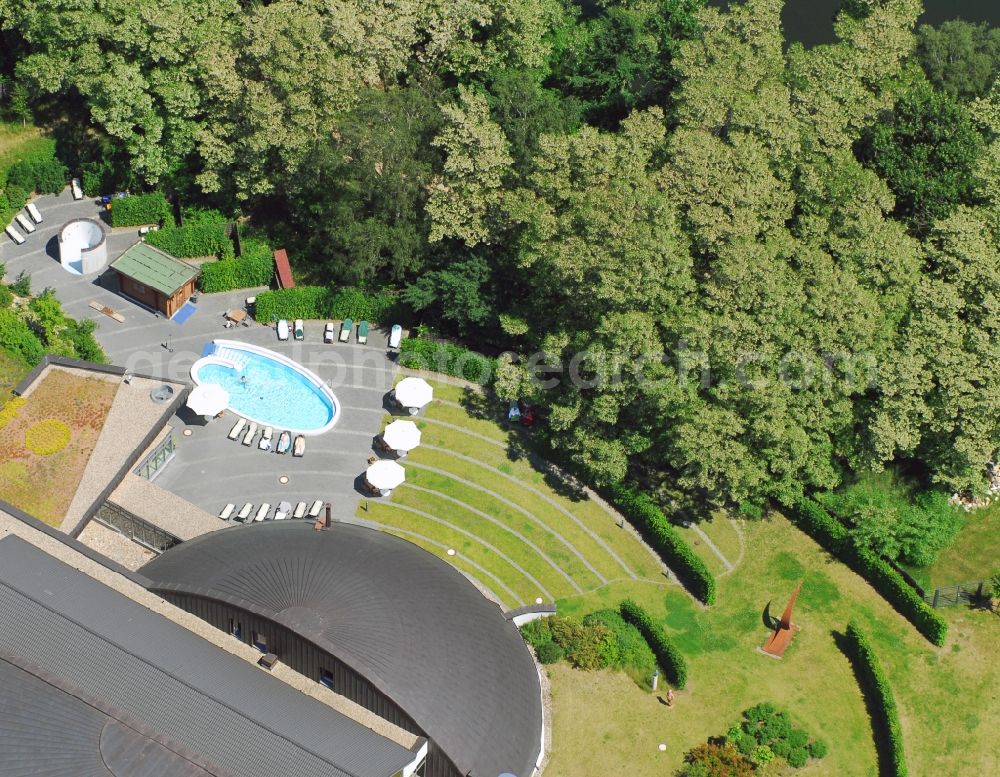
[619,599,687,688]
[788,498,947,646]
[111,192,172,227]
[199,238,274,293]
[398,336,496,386]
[146,222,230,258]
[253,285,398,325]
[607,484,716,605]
[844,623,907,777]
[5,156,67,195]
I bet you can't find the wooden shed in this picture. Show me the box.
[109,243,199,318]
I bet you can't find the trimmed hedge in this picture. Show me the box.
[844,623,907,777]
[607,483,716,605]
[398,337,496,386]
[789,498,947,646]
[111,192,172,227]
[199,238,274,293]
[146,223,230,258]
[619,599,687,688]
[253,285,397,325]
[5,157,67,195]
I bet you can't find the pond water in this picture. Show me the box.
[707,1,1000,47]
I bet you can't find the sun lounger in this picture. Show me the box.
[242,422,258,446]
[71,178,84,200]
[236,503,253,521]
[14,213,35,233]
[5,225,25,245]
[275,501,292,520]
[292,434,305,457]
[388,324,402,350]
[308,500,323,518]
[339,318,353,342]
[254,503,270,522]
[258,426,273,451]
[219,503,235,520]
[357,321,369,344]
[276,430,291,454]
[293,501,307,519]
[324,322,335,343]
[25,203,42,224]
[228,417,246,440]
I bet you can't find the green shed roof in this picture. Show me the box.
[110,243,198,296]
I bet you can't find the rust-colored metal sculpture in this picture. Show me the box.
[762,581,802,658]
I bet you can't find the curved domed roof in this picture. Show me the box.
[140,521,543,777]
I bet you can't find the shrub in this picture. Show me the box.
[788,728,809,749]
[181,205,229,225]
[520,617,553,651]
[844,622,907,777]
[536,640,563,664]
[789,497,948,646]
[10,271,31,297]
[111,192,172,227]
[146,222,230,258]
[619,599,687,688]
[787,747,810,768]
[0,285,12,309]
[583,608,655,671]
[0,309,45,365]
[809,739,828,759]
[751,745,774,767]
[607,484,716,604]
[253,285,399,324]
[67,319,107,363]
[33,158,69,194]
[679,743,754,777]
[25,418,72,455]
[771,739,791,758]
[398,336,496,386]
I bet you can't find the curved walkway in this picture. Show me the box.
[404,460,609,586]
[421,445,638,580]
[377,501,554,600]
[403,484,583,594]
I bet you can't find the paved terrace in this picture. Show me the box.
[2,191,401,521]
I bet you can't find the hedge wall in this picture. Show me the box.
[111,192,172,227]
[199,238,274,293]
[607,483,716,605]
[619,599,688,689]
[844,623,907,777]
[398,337,496,386]
[788,498,947,646]
[146,223,230,258]
[253,285,397,324]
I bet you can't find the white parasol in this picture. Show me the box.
[366,460,406,491]
[382,420,421,454]
[393,377,433,413]
[187,383,230,417]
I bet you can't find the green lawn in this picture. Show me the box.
[367,376,999,776]
[547,514,999,777]
[903,505,999,591]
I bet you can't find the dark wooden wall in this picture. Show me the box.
[157,592,461,777]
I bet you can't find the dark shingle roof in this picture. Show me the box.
[0,536,415,777]
[140,521,544,777]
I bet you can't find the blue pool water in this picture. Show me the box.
[195,350,334,431]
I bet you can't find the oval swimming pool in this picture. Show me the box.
[191,340,339,435]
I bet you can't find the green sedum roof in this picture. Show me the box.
[110,242,198,296]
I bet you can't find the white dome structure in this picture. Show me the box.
[59,218,107,275]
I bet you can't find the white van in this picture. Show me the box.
[276,319,290,341]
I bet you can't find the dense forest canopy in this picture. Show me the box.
[2,0,999,510]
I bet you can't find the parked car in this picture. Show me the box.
[324,322,335,343]
[293,319,304,340]
[276,319,289,340]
